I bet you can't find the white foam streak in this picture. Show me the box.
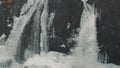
[40,0,49,53]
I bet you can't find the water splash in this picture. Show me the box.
[73,0,99,61]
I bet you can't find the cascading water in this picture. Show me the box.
[64,0,100,68]
[24,0,120,68]
[40,0,49,53]
[73,0,99,63]
[40,0,55,53]
[24,0,100,68]
[5,0,41,56]
[24,0,47,60]
[47,12,55,38]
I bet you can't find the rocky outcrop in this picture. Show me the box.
[95,0,120,64]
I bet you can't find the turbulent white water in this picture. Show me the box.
[74,1,98,58]
[0,0,120,68]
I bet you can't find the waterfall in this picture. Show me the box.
[40,0,55,53]
[40,0,49,53]
[24,1,101,68]
[0,0,120,68]
[5,0,45,56]
[74,0,99,61]
[21,0,46,61]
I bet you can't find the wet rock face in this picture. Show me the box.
[95,0,120,65]
[48,0,83,47]
[0,0,27,37]
[48,0,84,54]
[14,0,27,17]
